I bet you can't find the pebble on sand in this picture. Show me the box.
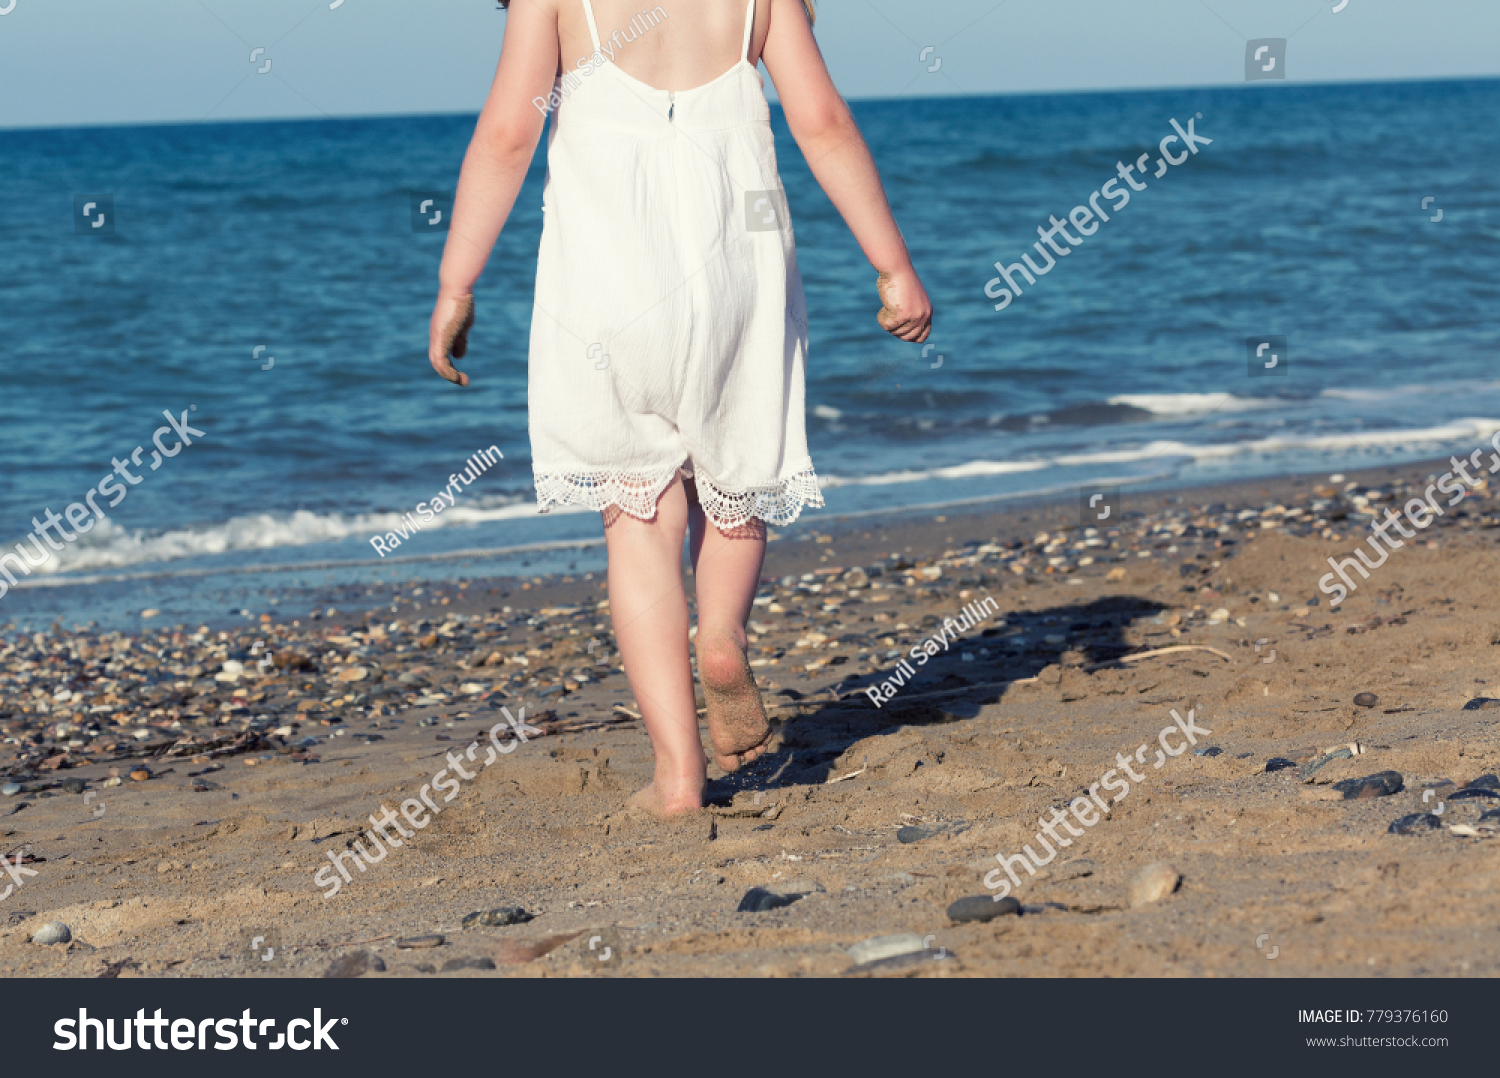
[1388,813,1443,835]
[462,907,531,929]
[1,783,20,796]
[1128,863,1181,908]
[1334,771,1404,800]
[737,878,824,913]
[1353,692,1379,708]
[31,922,72,945]
[1299,748,1353,780]
[846,934,928,965]
[396,935,445,949]
[323,950,386,977]
[1447,787,1500,802]
[947,895,1021,923]
[1265,758,1297,774]
[896,820,969,844]
[843,949,951,976]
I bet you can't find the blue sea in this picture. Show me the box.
[2,78,1498,629]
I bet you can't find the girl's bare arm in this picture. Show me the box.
[429,0,560,385]
[760,0,932,343]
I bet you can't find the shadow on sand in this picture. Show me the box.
[707,593,1169,801]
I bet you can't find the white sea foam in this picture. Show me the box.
[1107,393,1274,417]
[1050,419,1500,467]
[818,459,1049,489]
[3,495,590,577]
[1321,380,1500,403]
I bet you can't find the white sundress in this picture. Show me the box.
[527,0,823,531]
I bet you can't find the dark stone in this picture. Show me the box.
[897,819,970,843]
[1193,747,1223,757]
[440,956,497,972]
[736,878,823,913]
[396,935,445,949]
[752,824,774,832]
[737,888,802,912]
[1353,692,1379,708]
[947,895,1021,923]
[1448,788,1500,802]
[323,950,386,977]
[1468,774,1500,790]
[61,778,85,794]
[1335,771,1404,799]
[1388,813,1443,834]
[462,907,531,929]
[1266,758,1297,773]
[1020,902,1070,914]
[1461,698,1500,711]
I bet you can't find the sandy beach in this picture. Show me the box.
[5,456,1500,979]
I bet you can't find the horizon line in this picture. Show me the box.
[1,72,1495,135]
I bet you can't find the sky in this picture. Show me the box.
[0,0,1497,129]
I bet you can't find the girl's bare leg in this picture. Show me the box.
[687,483,772,772]
[605,476,705,818]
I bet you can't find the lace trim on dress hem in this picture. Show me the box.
[691,466,824,530]
[534,464,824,530]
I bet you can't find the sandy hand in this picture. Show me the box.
[876,269,933,344]
[429,294,475,387]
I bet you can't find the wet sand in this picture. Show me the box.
[4,457,1500,978]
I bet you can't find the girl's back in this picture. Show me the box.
[555,0,771,92]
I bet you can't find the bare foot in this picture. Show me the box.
[698,633,771,772]
[626,783,702,821]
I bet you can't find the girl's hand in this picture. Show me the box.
[876,269,933,343]
[428,292,475,387]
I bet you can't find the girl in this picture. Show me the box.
[427,0,932,819]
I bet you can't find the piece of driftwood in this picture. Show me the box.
[1084,645,1233,671]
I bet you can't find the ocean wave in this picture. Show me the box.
[11,420,1500,581]
[7,536,606,591]
[1051,419,1500,467]
[1320,381,1500,403]
[1106,393,1276,417]
[1,495,590,577]
[831,418,1500,490]
[818,459,1050,489]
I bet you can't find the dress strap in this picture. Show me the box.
[580,0,602,51]
[740,0,756,63]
